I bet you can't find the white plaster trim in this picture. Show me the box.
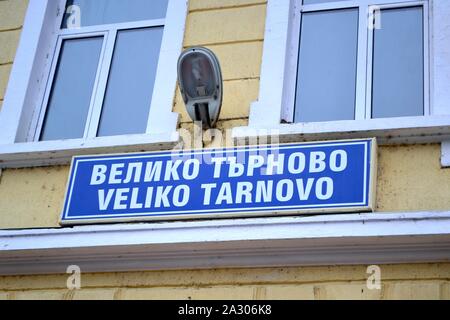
[146,0,188,135]
[431,0,450,116]
[234,115,450,145]
[441,141,450,167]
[0,0,57,145]
[248,0,291,127]
[0,131,179,168]
[0,211,449,275]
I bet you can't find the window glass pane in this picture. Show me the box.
[372,7,424,119]
[294,8,358,123]
[303,0,347,5]
[97,27,163,137]
[62,0,168,28]
[40,37,103,141]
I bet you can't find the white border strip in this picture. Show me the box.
[1,211,449,275]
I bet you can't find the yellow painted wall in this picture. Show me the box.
[0,264,449,300]
[0,0,28,110]
[0,0,449,300]
[2,0,450,229]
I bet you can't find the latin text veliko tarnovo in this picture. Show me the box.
[90,150,347,211]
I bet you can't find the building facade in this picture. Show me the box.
[0,0,449,299]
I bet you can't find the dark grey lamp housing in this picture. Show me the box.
[177,47,223,129]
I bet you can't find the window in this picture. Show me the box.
[294,7,359,122]
[239,0,450,146]
[37,0,168,141]
[292,0,428,124]
[370,6,425,119]
[0,0,187,167]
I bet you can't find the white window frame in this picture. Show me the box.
[0,0,188,168]
[283,0,430,123]
[234,0,450,147]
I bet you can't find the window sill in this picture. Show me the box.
[0,131,179,168]
[0,211,449,275]
[234,114,450,145]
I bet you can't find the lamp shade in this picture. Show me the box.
[177,47,223,128]
[180,52,216,99]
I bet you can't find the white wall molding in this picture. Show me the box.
[246,0,450,144]
[1,211,449,275]
[0,0,58,145]
[146,0,188,135]
[248,0,291,127]
[234,115,450,145]
[431,0,450,116]
[0,132,179,168]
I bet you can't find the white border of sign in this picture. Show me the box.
[60,138,378,226]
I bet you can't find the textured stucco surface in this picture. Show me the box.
[376,144,450,212]
[0,264,449,300]
[0,0,28,107]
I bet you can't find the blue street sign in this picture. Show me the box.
[60,139,376,225]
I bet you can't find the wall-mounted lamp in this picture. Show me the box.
[177,47,223,129]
